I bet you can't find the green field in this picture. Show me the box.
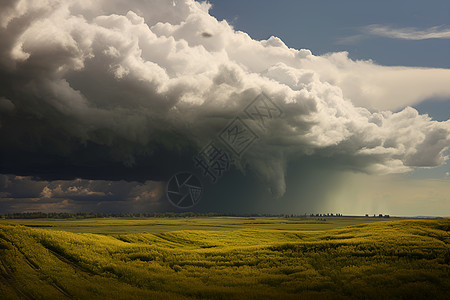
[1,216,404,234]
[0,217,449,299]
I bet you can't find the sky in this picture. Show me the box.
[0,0,449,216]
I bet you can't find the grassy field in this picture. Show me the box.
[1,216,403,234]
[0,217,448,299]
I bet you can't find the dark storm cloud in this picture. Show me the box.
[0,174,166,213]
[0,0,449,208]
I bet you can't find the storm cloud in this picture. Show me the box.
[0,174,165,213]
[0,0,449,210]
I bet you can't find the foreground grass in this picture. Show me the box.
[0,218,448,299]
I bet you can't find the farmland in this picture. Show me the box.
[0,217,449,299]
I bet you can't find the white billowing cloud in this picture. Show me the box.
[365,24,450,40]
[300,52,450,110]
[0,0,449,198]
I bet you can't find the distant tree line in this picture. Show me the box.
[364,214,390,218]
[1,212,375,220]
[310,213,343,217]
[0,212,315,219]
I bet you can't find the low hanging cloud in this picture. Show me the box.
[0,0,449,202]
[0,174,165,213]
